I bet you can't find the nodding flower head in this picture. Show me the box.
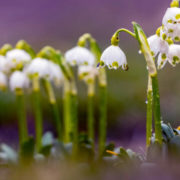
[65,46,95,66]
[6,49,31,70]
[0,72,7,90]
[24,58,50,79]
[99,45,128,70]
[147,34,169,57]
[9,71,30,91]
[157,44,180,69]
[78,65,98,83]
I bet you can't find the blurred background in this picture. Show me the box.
[0,0,179,151]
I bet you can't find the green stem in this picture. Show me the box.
[32,76,43,152]
[151,75,162,145]
[87,83,95,147]
[16,89,28,145]
[146,75,153,148]
[44,79,62,141]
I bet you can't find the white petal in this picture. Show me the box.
[24,58,50,78]
[0,72,7,88]
[65,46,95,66]
[167,44,180,65]
[157,53,168,69]
[9,71,30,91]
[100,45,127,70]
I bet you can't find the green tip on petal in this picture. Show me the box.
[170,0,179,7]
[112,61,119,69]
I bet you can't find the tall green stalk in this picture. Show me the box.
[32,76,43,152]
[146,75,153,147]
[15,89,28,145]
[44,79,62,141]
[87,82,95,147]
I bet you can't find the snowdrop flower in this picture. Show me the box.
[24,58,50,78]
[65,46,95,66]
[9,71,30,91]
[6,49,31,70]
[78,65,98,82]
[49,61,63,85]
[147,34,169,57]
[100,45,128,70]
[0,72,7,90]
[162,7,180,26]
[0,55,10,74]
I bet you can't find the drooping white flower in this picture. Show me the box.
[147,35,169,57]
[168,44,180,65]
[0,72,7,90]
[65,46,95,66]
[6,49,31,70]
[78,65,98,82]
[9,71,30,91]
[162,7,180,25]
[48,61,63,85]
[100,45,128,70]
[24,58,50,78]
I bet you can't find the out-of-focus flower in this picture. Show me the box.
[100,45,128,70]
[65,46,95,66]
[6,49,31,71]
[0,72,7,90]
[0,55,10,74]
[9,71,30,91]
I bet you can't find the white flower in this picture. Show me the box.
[24,58,50,78]
[48,61,63,85]
[100,45,128,70]
[147,34,169,57]
[0,55,11,74]
[162,7,180,25]
[78,65,98,82]
[6,49,31,70]
[0,72,7,90]
[157,53,168,69]
[9,71,30,91]
[168,44,180,65]
[65,46,95,66]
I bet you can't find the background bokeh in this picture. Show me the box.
[0,0,179,151]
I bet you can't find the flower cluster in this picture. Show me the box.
[148,3,180,69]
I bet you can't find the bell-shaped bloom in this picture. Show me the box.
[162,7,180,25]
[65,46,95,66]
[78,65,98,83]
[100,45,128,70]
[0,72,7,90]
[6,49,31,70]
[168,44,180,65]
[24,58,50,78]
[147,34,169,57]
[9,71,30,91]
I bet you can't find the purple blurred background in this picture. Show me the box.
[0,0,179,151]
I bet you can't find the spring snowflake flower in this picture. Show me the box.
[6,49,31,70]
[0,72,7,90]
[9,71,30,91]
[100,45,128,70]
[65,46,95,66]
[0,55,10,74]
[24,58,50,78]
[147,34,169,57]
[78,65,98,82]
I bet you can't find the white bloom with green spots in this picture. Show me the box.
[100,45,128,70]
[168,44,180,65]
[9,71,30,91]
[147,34,169,57]
[65,46,95,66]
[24,58,50,78]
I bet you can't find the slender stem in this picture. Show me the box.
[32,76,43,152]
[151,75,163,145]
[87,82,95,147]
[115,28,136,38]
[44,79,62,141]
[146,75,153,148]
[16,89,28,145]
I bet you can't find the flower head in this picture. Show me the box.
[65,46,95,66]
[6,49,31,70]
[0,55,10,74]
[24,58,50,78]
[0,72,7,90]
[100,45,128,70]
[9,71,30,91]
